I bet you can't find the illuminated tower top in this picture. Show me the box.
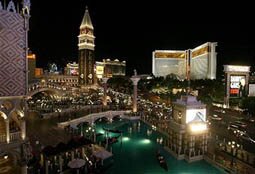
[78,6,95,51]
[80,6,93,29]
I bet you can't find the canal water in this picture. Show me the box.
[92,119,224,174]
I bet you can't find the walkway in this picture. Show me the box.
[57,110,132,129]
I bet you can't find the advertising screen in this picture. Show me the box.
[230,75,245,97]
[186,109,206,123]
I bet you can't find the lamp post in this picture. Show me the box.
[101,77,109,106]
[228,141,240,166]
[130,69,140,113]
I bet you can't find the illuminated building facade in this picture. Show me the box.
[223,65,250,107]
[44,75,79,87]
[78,7,95,86]
[65,62,79,76]
[168,95,208,162]
[95,59,126,79]
[152,42,217,80]
[97,59,126,78]
[35,68,43,78]
[27,52,36,83]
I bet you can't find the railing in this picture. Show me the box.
[58,110,130,128]
[0,131,21,143]
[10,131,21,141]
[169,120,186,132]
[0,134,6,143]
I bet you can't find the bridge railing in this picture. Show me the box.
[57,110,131,129]
[28,82,69,93]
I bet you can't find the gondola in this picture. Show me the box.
[103,127,122,133]
[156,151,168,171]
[102,135,121,145]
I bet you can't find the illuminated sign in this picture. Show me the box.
[96,65,104,78]
[186,109,206,123]
[96,65,104,75]
[224,65,250,72]
[230,75,245,97]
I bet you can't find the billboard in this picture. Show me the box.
[230,75,246,97]
[186,109,206,123]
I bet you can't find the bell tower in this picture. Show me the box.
[78,6,95,86]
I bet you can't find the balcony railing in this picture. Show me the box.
[0,131,21,143]
[0,134,6,143]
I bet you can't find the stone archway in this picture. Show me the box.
[0,149,23,174]
[8,110,23,133]
[0,112,7,142]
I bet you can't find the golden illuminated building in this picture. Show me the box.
[35,68,43,77]
[152,42,217,79]
[96,59,126,79]
[27,52,36,83]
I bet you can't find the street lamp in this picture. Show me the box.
[228,141,240,166]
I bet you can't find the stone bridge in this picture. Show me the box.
[27,82,72,97]
[57,110,135,128]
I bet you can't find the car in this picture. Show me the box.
[248,118,255,123]
[227,124,245,133]
[233,121,247,128]
[210,114,222,121]
[240,133,253,143]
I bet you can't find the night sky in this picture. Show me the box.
[28,0,255,76]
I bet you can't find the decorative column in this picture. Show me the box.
[189,135,192,158]
[45,160,49,174]
[21,119,26,140]
[5,119,10,143]
[59,156,63,173]
[130,70,140,113]
[71,151,74,160]
[21,164,27,174]
[224,72,230,108]
[101,77,109,106]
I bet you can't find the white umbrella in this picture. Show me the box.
[68,158,85,174]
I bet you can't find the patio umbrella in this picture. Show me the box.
[68,158,86,174]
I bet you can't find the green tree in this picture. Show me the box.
[240,97,255,116]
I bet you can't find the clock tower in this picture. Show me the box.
[78,6,95,86]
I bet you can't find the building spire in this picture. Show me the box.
[80,6,93,29]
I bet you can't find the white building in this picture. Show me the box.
[152,42,217,80]
[168,95,208,162]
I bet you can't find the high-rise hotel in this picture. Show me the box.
[152,42,217,80]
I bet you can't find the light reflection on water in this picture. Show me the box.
[93,119,224,174]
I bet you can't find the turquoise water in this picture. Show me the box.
[93,119,224,174]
